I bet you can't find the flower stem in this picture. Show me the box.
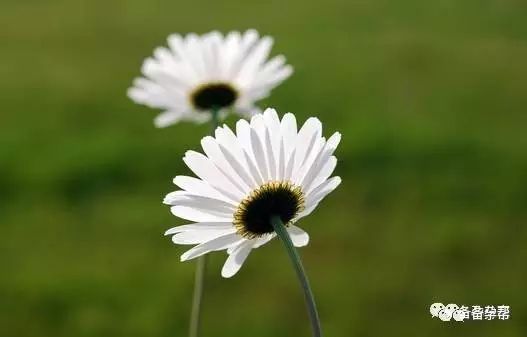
[189,256,206,337]
[270,215,323,337]
[210,107,220,133]
[188,107,220,337]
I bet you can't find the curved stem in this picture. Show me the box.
[188,108,220,337]
[270,215,322,337]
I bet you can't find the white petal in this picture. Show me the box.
[236,119,254,158]
[170,205,232,223]
[201,136,251,193]
[172,176,233,204]
[240,29,259,50]
[264,129,277,178]
[248,65,294,94]
[217,32,238,77]
[153,111,184,128]
[261,55,286,74]
[264,65,293,87]
[295,137,325,185]
[164,192,236,213]
[214,126,258,188]
[256,55,287,82]
[294,117,322,174]
[172,228,236,245]
[280,113,297,158]
[306,156,337,194]
[183,34,207,79]
[287,225,310,247]
[278,139,286,180]
[228,30,259,77]
[243,151,265,186]
[217,142,258,189]
[263,107,280,123]
[165,222,234,235]
[130,82,183,110]
[326,131,342,150]
[183,151,244,202]
[304,176,342,213]
[250,126,270,181]
[263,108,281,176]
[181,233,243,261]
[302,132,341,192]
[284,148,296,181]
[141,57,189,94]
[236,119,264,184]
[236,36,273,85]
[221,241,254,278]
[184,111,210,124]
[253,233,276,248]
[250,114,274,179]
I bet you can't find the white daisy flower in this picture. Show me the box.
[128,29,293,128]
[164,108,341,278]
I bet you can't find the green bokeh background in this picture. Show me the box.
[1,0,526,336]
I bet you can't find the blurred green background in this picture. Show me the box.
[1,0,527,336]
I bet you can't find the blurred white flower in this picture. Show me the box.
[164,108,341,277]
[128,30,293,127]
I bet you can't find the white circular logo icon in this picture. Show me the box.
[430,303,444,318]
[438,308,453,321]
[452,309,466,322]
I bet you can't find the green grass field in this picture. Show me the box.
[1,0,527,336]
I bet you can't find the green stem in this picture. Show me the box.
[188,107,220,337]
[270,215,322,337]
[189,256,206,337]
[210,107,220,133]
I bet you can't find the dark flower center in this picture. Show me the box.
[191,83,237,111]
[234,181,305,239]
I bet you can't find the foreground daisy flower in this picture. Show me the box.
[164,108,341,277]
[128,30,293,128]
